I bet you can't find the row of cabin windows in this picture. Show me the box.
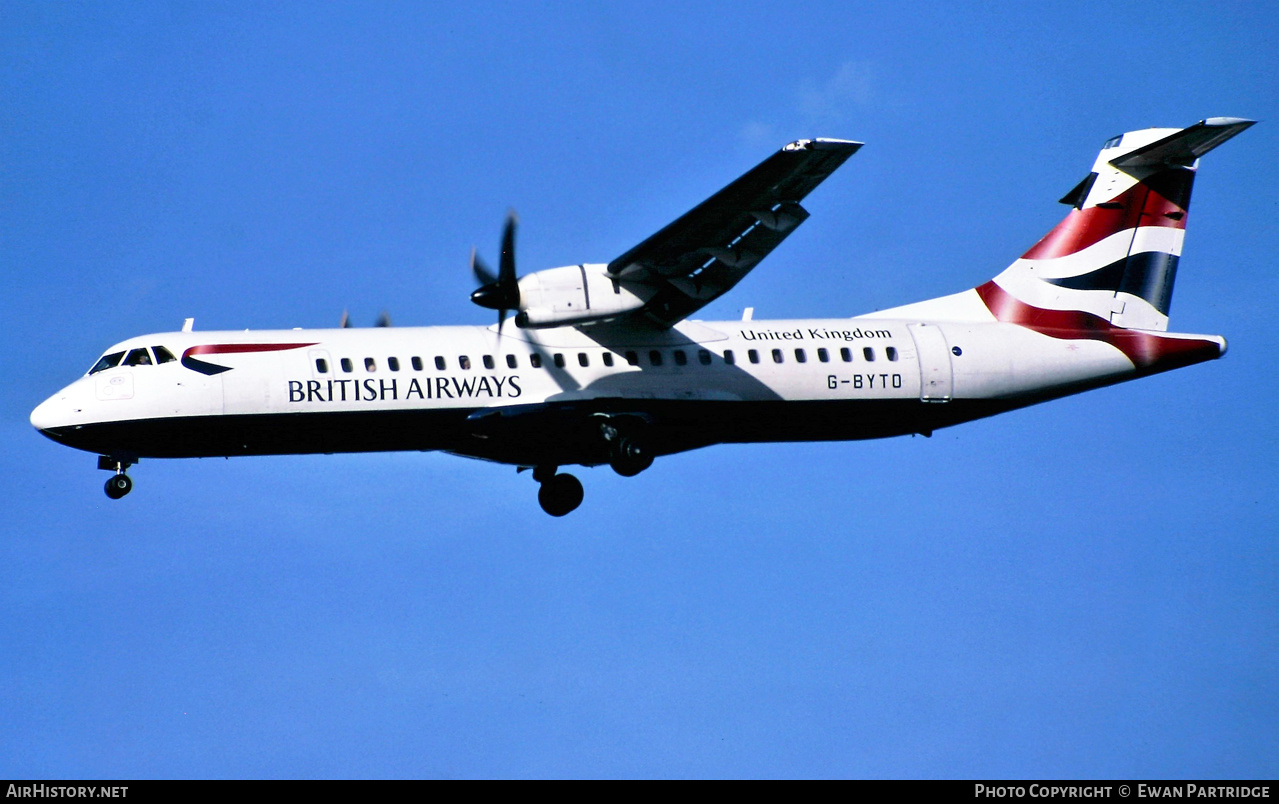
[314,346,898,375]
[89,346,177,374]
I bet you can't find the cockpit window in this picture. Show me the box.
[153,345,177,364]
[124,348,153,367]
[89,351,125,375]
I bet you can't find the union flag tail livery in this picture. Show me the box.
[987,117,1253,333]
[32,119,1251,515]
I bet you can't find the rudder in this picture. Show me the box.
[985,117,1253,331]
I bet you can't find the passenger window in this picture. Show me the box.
[840,347,853,362]
[772,349,783,364]
[698,349,712,366]
[794,349,806,363]
[578,353,589,367]
[459,356,471,370]
[411,356,423,371]
[365,357,377,372]
[124,348,152,367]
[553,353,565,368]
[89,351,126,375]
[315,358,329,374]
[673,350,687,366]
[649,350,663,366]
[341,358,354,373]
[153,346,177,364]
[863,347,875,362]
[530,353,542,368]
[625,351,639,366]
[483,355,495,370]
[435,356,447,370]
[388,357,400,371]
[506,354,518,369]
[886,346,898,361]
[724,350,735,365]
[748,349,760,364]
[602,353,614,367]
[817,348,829,363]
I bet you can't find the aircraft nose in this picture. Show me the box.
[31,385,81,434]
[31,393,64,432]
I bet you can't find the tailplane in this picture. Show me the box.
[982,117,1253,331]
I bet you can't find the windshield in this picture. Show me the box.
[88,351,126,375]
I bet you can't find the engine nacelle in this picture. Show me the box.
[515,263,656,328]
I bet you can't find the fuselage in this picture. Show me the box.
[30,314,1224,469]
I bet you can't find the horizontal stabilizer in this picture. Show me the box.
[1110,117,1254,170]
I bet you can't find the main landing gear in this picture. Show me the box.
[598,420,654,478]
[528,420,656,516]
[533,465,584,517]
[98,456,135,500]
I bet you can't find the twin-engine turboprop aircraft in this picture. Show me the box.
[32,118,1252,515]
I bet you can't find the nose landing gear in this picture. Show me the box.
[104,473,133,499]
[98,456,135,500]
[532,465,583,517]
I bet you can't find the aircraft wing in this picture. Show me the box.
[607,138,862,327]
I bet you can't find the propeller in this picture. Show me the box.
[470,210,521,333]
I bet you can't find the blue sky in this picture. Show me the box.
[3,0,1276,778]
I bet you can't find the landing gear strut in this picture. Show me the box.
[599,420,654,477]
[98,456,134,500]
[533,465,583,517]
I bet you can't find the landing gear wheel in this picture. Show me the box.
[538,473,584,517]
[104,473,133,500]
[609,436,653,477]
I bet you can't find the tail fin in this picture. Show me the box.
[981,117,1253,331]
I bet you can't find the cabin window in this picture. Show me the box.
[794,349,806,363]
[817,348,829,363]
[649,350,663,366]
[602,353,614,367]
[886,346,899,362]
[578,353,589,367]
[124,348,152,367]
[388,357,400,371]
[530,353,542,368]
[506,354,518,369]
[315,358,329,374]
[840,348,852,362]
[748,349,760,364]
[698,349,712,366]
[153,346,177,364]
[365,357,377,372]
[625,350,639,366]
[435,356,446,370]
[483,355,495,370]
[863,347,875,362]
[89,351,126,375]
[411,356,423,371]
[772,349,783,364]
[553,353,565,368]
[341,358,354,373]
[723,350,735,365]
[673,350,687,366]
[458,356,471,370]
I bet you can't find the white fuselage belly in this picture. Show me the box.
[34,315,1202,467]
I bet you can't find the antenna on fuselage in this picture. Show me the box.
[182,318,194,332]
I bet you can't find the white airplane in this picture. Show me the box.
[32,117,1252,516]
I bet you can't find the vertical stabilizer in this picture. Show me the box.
[982,117,1253,331]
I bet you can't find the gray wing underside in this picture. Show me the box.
[606,138,862,328]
